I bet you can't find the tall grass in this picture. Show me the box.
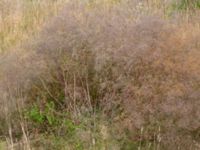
[0,0,200,149]
[0,0,68,53]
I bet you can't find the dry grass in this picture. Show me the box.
[0,0,200,149]
[0,0,68,52]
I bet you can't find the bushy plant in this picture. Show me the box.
[0,0,199,149]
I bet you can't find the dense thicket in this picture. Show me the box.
[0,0,200,149]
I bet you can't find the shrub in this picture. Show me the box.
[0,0,199,149]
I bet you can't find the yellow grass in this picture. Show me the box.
[0,0,68,53]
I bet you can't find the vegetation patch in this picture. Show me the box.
[0,0,200,149]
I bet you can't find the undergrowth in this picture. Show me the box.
[0,0,200,150]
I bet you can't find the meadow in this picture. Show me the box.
[0,0,200,149]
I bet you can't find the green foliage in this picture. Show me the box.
[44,101,57,126]
[64,119,77,135]
[172,0,200,11]
[27,105,45,124]
[25,101,80,135]
[74,142,84,150]
[25,102,57,126]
